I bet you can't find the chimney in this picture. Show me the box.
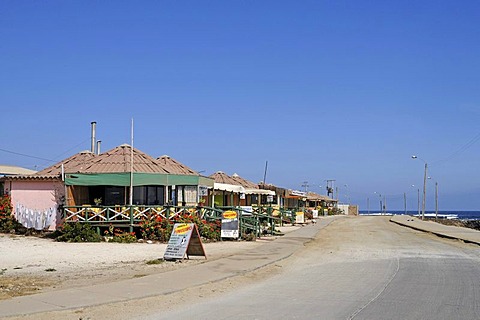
[96,140,102,155]
[91,121,97,154]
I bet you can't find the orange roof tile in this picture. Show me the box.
[81,144,169,174]
[156,155,199,175]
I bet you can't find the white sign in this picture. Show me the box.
[164,223,206,260]
[221,211,239,238]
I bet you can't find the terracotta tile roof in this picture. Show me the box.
[231,173,259,189]
[209,171,240,185]
[81,144,169,174]
[37,150,96,176]
[156,155,199,175]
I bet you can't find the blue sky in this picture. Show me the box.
[1,1,479,210]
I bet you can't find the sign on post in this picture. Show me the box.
[164,223,206,260]
[221,210,239,239]
[295,211,305,224]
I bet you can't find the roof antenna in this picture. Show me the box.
[263,160,268,185]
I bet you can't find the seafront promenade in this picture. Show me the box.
[390,215,480,245]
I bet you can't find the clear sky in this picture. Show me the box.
[1,1,479,211]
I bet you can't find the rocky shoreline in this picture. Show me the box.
[426,218,480,231]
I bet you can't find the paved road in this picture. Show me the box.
[146,216,480,320]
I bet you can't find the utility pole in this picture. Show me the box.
[301,181,309,193]
[326,180,335,198]
[435,182,438,221]
[422,162,428,220]
[417,188,420,217]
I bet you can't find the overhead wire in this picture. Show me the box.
[0,138,91,169]
[431,131,480,166]
[0,148,55,162]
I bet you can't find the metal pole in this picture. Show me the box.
[91,121,97,154]
[435,182,438,221]
[417,188,420,217]
[422,163,427,220]
[129,118,134,206]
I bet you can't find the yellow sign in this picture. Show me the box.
[295,211,305,224]
[174,223,193,235]
[222,210,237,219]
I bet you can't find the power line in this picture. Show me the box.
[431,131,480,166]
[0,138,91,166]
[36,138,91,168]
[0,148,55,162]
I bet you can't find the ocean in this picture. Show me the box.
[359,210,480,221]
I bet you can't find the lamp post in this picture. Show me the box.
[435,181,438,220]
[412,155,427,220]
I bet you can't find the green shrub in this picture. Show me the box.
[0,195,22,233]
[139,213,221,242]
[55,222,102,242]
[111,229,137,243]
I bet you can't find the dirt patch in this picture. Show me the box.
[0,276,54,300]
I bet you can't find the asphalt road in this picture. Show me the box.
[146,216,480,320]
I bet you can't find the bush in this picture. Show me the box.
[139,213,221,242]
[329,207,345,215]
[108,228,137,243]
[55,222,102,242]
[0,195,22,233]
[139,216,173,242]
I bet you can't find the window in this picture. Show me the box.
[133,186,165,205]
[105,187,125,206]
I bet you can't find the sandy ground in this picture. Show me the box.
[0,225,300,301]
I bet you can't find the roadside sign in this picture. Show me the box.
[295,211,305,224]
[164,223,206,260]
[221,210,239,239]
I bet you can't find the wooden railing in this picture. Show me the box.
[63,205,299,236]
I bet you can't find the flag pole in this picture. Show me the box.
[129,118,134,206]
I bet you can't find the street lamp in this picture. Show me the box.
[412,155,428,220]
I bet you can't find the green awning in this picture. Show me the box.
[65,173,214,187]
